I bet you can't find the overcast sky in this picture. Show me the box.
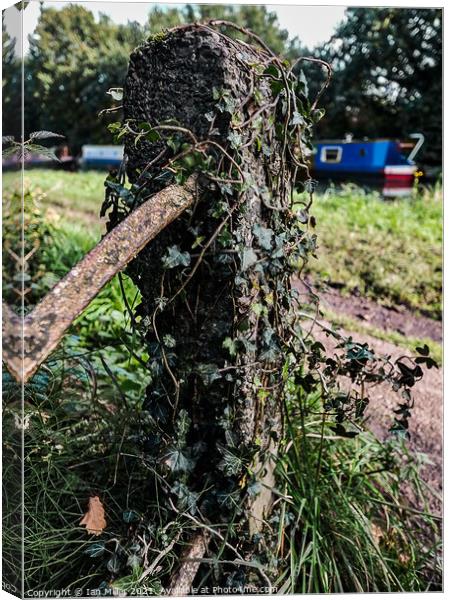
[4,1,347,53]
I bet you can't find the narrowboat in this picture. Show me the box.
[312,134,424,188]
[80,144,124,169]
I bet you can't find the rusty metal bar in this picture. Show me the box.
[2,178,196,383]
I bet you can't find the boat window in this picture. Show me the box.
[321,146,342,163]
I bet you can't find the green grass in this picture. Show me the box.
[2,177,442,593]
[276,387,442,592]
[5,170,441,319]
[2,168,105,231]
[305,183,442,319]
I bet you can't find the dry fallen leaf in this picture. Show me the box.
[80,496,106,536]
[370,522,384,545]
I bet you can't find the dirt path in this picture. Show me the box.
[296,281,443,512]
[318,284,442,342]
[295,279,442,342]
[313,326,442,499]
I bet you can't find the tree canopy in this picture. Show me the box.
[313,8,442,165]
[3,4,441,165]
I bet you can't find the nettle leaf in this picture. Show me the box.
[24,144,60,162]
[2,145,19,158]
[29,130,64,140]
[161,245,191,269]
[253,224,273,251]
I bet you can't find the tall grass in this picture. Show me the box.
[274,385,442,593]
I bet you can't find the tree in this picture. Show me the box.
[313,8,442,165]
[26,5,147,151]
[25,3,298,153]
[2,17,21,139]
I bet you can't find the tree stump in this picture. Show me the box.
[120,23,310,589]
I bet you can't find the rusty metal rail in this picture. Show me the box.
[2,178,196,383]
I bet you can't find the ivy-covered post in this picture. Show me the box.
[115,22,317,588]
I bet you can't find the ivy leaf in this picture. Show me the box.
[227,131,242,149]
[298,70,309,97]
[291,111,305,126]
[217,444,243,476]
[196,363,221,386]
[84,542,106,558]
[122,510,139,524]
[172,482,199,515]
[106,87,123,101]
[415,344,430,356]
[241,248,258,271]
[163,447,194,473]
[330,424,358,438]
[161,245,191,269]
[253,224,273,251]
[127,554,141,570]
[415,356,438,369]
[162,334,176,348]
[222,337,238,357]
[311,108,325,123]
[107,554,121,574]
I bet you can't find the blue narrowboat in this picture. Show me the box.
[312,134,424,188]
[80,144,124,169]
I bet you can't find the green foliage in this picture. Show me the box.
[312,8,442,166]
[25,5,147,151]
[2,17,21,139]
[11,3,305,152]
[2,180,440,593]
[306,183,442,318]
